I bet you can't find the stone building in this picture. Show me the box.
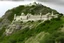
[13,11,58,22]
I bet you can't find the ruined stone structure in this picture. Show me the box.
[13,11,58,22]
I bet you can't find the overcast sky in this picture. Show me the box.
[38,0,64,5]
[0,0,64,17]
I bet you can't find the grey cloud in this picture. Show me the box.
[37,0,58,2]
[37,0,64,2]
[37,0,64,5]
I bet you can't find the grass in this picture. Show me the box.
[0,17,64,43]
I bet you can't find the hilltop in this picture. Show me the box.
[0,2,64,43]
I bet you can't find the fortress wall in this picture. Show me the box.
[15,15,48,21]
[13,12,57,22]
[20,16,27,20]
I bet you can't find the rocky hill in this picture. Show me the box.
[0,2,64,43]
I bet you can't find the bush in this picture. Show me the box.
[38,20,42,22]
[56,36,64,43]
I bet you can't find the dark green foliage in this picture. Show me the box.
[35,18,63,33]
[38,20,42,22]
[0,27,6,37]
[0,18,3,22]
[7,12,14,22]
[56,36,64,43]
[20,21,23,23]
[40,31,64,43]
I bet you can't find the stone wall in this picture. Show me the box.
[13,12,58,22]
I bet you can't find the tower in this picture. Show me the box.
[14,14,16,20]
[40,13,42,20]
[51,11,54,18]
[51,11,54,16]
[27,13,31,19]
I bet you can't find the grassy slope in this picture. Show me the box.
[0,16,64,43]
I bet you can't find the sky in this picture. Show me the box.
[0,0,64,17]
